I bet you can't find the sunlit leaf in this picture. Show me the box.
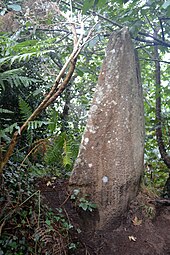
[162,0,170,9]
[7,4,21,12]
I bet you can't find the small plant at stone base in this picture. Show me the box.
[71,189,97,212]
[54,208,74,233]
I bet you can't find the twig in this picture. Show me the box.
[19,141,45,168]
[138,31,170,47]
[60,193,71,207]
[159,18,165,42]
[38,190,41,228]
[139,58,170,64]
[149,199,170,206]
[0,220,5,236]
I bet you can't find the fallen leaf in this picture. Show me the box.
[132,216,142,226]
[128,235,137,242]
[46,181,52,186]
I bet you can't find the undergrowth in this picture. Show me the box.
[0,165,76,255]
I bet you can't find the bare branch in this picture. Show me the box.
[138,31,170,47]
[139,58,170,64]
[159,18,165,42]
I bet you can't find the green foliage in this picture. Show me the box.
[82,0,132,13]
[0,166,76,255]
[0,68,40,90]
[44,133,79,176]
[28,120,50,130]
[0,108,13,114]
[78,197,97,212]
[7,4,22,12]
[0,166,38,254]
[19,97,32,121]
[71,189,97,212]
[0,122,20,142]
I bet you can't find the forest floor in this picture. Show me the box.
[38,177,170,255]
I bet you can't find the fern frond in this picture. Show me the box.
[19,97,32,121]
[48,109,59,134]
[0,108,13,114]
[0,50,54,66]
[0,68,40,89]
[0,122,20,139]
[28,121,50,130]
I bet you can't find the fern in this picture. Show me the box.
[19,97,32,121]
[0,50,54,67]
[48,109,59,134]
[0,122,20,141]
[28,121,50,130]
[0,68,40,90]
[44,133,76,175]
[0,108,13,114]
[44,134,65,168]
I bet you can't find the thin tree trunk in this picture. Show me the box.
[154,31,170,168]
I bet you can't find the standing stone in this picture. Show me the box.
[69,27,144,230]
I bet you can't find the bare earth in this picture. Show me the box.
[38,178,170,255]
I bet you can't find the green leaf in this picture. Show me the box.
[0,123,20,139]
[89,203,97,209]
[7,4,22,12]
[45,219,51,226]
[63,139,72,167]
[28,121,50,130]
[0,108,13,114]
[82,0,94,13]
[79,202,88,211]
[162,0,170,9]
[19,97,32,121]
[97,0,107,8]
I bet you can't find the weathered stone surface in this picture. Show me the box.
[69,27,145,230]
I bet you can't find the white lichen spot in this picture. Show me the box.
[91,104,98,113]
[84,137,89,145]
[112,100,117,105]
[88,163,93,168]
[108,140,111,143]
[102,176,109,183]
[88,126,96,134]
[76,158,81,164]
[96,90,103,104]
